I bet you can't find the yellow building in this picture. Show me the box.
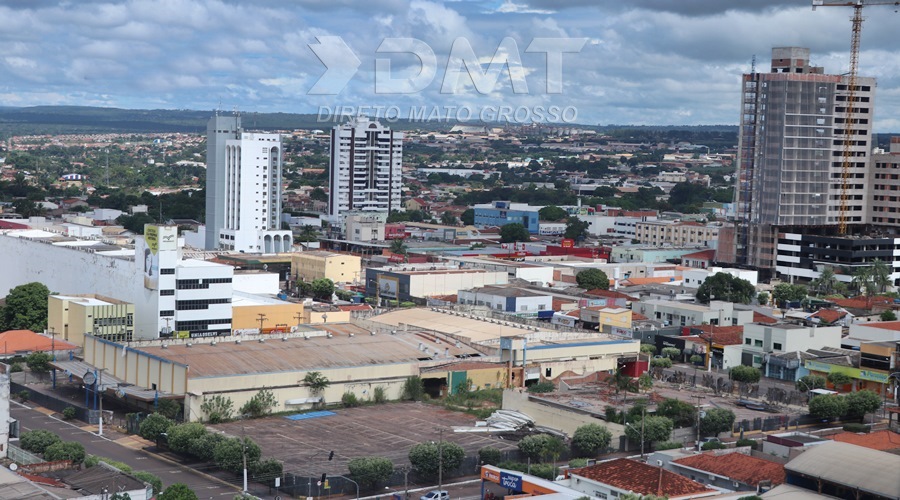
[291,251,361,284]
[231,292,304,332]
[48,294,134,345]
[421,361,516,396]
[596,307,633,333]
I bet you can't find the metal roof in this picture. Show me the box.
[785,441,900,499]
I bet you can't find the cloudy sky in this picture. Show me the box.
[1,0,899,128]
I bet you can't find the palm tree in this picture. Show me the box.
[811,267,838,296]
[871,259,892,294]
[850,266,872,297]
[303,371,330,406]
[389,238,408,255]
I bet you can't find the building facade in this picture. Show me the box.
[473,201,541,233]
[634,221,721,247]
[456,286,552,315]
[775,232,900,287]
[290,251,361,284]
[328,117,403,220]
[734,47,876,270]
[48,294,135,345]
[205,115,292,252]
[870,137,900,226]
[365,265,508,303]
[741,322,841,371]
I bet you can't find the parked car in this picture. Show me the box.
[420,491,450,500]
[701,437,721,444]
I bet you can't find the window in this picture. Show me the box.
[160,268,175,275]
[745,338,752,345]
[754,339,763,347]
[773,342,783,351]
[160,310,174,317]
[160,289,175,296]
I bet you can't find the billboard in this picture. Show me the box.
[143,225,178,290]
[378,276,399,298]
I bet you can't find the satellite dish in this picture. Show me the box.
[83,371,96,386]
[116,389,126,399]
[9,464,18,471]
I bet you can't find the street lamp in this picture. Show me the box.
[325,474,359,500]
[624,406,646,458]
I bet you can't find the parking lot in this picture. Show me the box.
[212,402,518,477]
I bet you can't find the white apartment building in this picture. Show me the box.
[205,114,292,253]
[328,117,403,220]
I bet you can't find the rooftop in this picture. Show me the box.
[829,430,900,452]
[573,458,715,498]
[785,441,900,499]
[673,451,785,487]
[464,286,547,298]
[369,308,534,344]
[0,330,79,356]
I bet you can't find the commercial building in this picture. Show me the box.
[634,220,722,247]
[683,267,759,289]
[48,294,135,345]
[291,251,361,284]
[741,322,841,372]
[328,117,403,220]
[344,213,386,242]
[473,201,541,233]
[204,115,292,252]
[775,231,900,287]
[634,300,752,328]
[365,265,508,303]
[783,442,900,499]
[611,246,704,264]
[734,47,876,271]
[457,286,552,316]
[231,291,303,332]
[870,137,900,226]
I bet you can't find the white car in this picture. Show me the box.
[420,491,450,500]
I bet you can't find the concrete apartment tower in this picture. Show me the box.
[733,47,875,272]
[205,115,292,253]
[328,117,403,221]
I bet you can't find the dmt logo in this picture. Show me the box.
[308,36,587,95]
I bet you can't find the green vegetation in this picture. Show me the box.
[25,351,52,381]
[214,437,261,475]
[517,434,566,463]
[62,406,77,420]
[650,357,672,369]
[478,447,502,466]
[240,388,277,418]
[576,268,609,290]
[572,424,613,457]
[341,392,361,407]
[844,390,882,420]
[401,376,425,401]
[796,375,826,393]
[303,371,331,400]
[656,398,697,428]
[695,273,755,304]
[44,441,86,464]
[160,483,199,500]
[200,395,234,423]
[138,413,174,442]
[538,205,567,221]
[373,386,387,403]
[826,372,853,387]
[20,429,62,454]
[500,223,530,243]
[348,456,394,488]
[624,416,674,447]
[527,381,556,393]
[2,282,51,332]
[661,347,681,360]
[809,394,848,420]
[736,438,759,450]
[408,441,466,478]
[772,283,807,307]
[699,408,735,437]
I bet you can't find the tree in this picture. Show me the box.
[572,424,612,457]
[440,211,458,226]
[478,447,502,466]
[44,441,86,464]
[2,282,50,331]
[827,372,853,388]
[133,472,163,496]
[310,278,335,301]
[844,390,881,420]
[303,371,330,398]
[214,437,261,474]
[517,434,565,463]
[111,492,132,500]
[881,310,897,321]
[871,259,892,293]
[240,388,277,418]
[539,205,567,222]
[564,217,590,241]
[159,483,199,500]
[400,375,425,401]
[809,394,848,420]
[20,429,61,454]
[499,223,530,243]
[139,413,173,442]
[157,399,182,420]
[661,347,681,360]
[700,408,735,436]
[25,351,52,381]
[13,198,45,218]
[201,395,234,423]
[166,423,208,456]
[690,354,704,365]
[624,416,673,446]
[640,344,657,356]
[695,273,755,304]
[348,456,394,488]
[796,375,826,393]
[810,267,838,297]
[656,398,697,428]
[650,357,672,369]
[772,283,807,307]
[730,365,761,384]
[757,292,769,306]
[638,373,653,392]
[408,441,465,478]
[390,238,408,255]
[310,187,328,202]
[461,208,474,225]
[190,432,224,462]
[850,266,875,298]
[576,268,609,290]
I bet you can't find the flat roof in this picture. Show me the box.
[463,286,547,298]
[369,308,533,343]
[52,295,123,307]
[178,258,225,268]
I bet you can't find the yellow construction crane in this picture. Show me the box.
[812,0,899,234]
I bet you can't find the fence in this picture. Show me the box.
[10,381,91,422]
[7,444,43,465]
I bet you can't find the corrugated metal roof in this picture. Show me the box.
[137,329,447,378]
[785,441,900,498]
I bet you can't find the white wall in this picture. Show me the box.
[0,366,9,459]
[233,272,280,295]
[515,266,554,286]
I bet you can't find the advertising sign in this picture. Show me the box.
[143,225,160,290]
[378,276,399,298]
[499,472,522,491]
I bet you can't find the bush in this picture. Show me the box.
[347,456,394,488]
[139,413,174,442]
[201,395,234,424]
[701,441,726,450]
[736,439,758,450]
[528,463,555,480]
[478,447,502,466]
[650,358,672,369]
[44,441,86,464]
[167,423,208,457]
[156,399,182,420]
[20,430,61,454]
[251,458,284,484]
[214,437,261,475]
[133,471,163,496]
[18,390,30,402]
[842,423,870,433]
[160,483,198,500]
[572,423,612,457]
[84,455,132,472]
[401,376,425,401]
[654,441,682,451]
[568,458,588,468]
[9,362,23,373]
[190,432,225,462]
[341,392,360,408]
[240,388,277,418]
[408,441,465,478]
[518,434,565,462]
[373,386,387,403]
[62,406,77,420]
[526,381,555,393]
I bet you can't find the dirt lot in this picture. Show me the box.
[211,402,517,476]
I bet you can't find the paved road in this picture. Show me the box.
[11,401,244,499]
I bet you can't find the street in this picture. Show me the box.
[11,401,244,499]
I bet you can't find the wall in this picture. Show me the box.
[408,271,509,299]
[232,302,304,330]
[0,364,8,458]
[84,336,189,396]
[502,389,625,439]
[233,272,280,294]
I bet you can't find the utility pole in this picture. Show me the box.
[640,405,645,458]
[48,327,56,361]
[692,394,704,451]
[438,428,444,493]
[97,369,103,436]
[241,422,248,493]
[294,312,304,329]
[257,313,268,333]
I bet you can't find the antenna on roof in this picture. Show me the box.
[750,54,757,75]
